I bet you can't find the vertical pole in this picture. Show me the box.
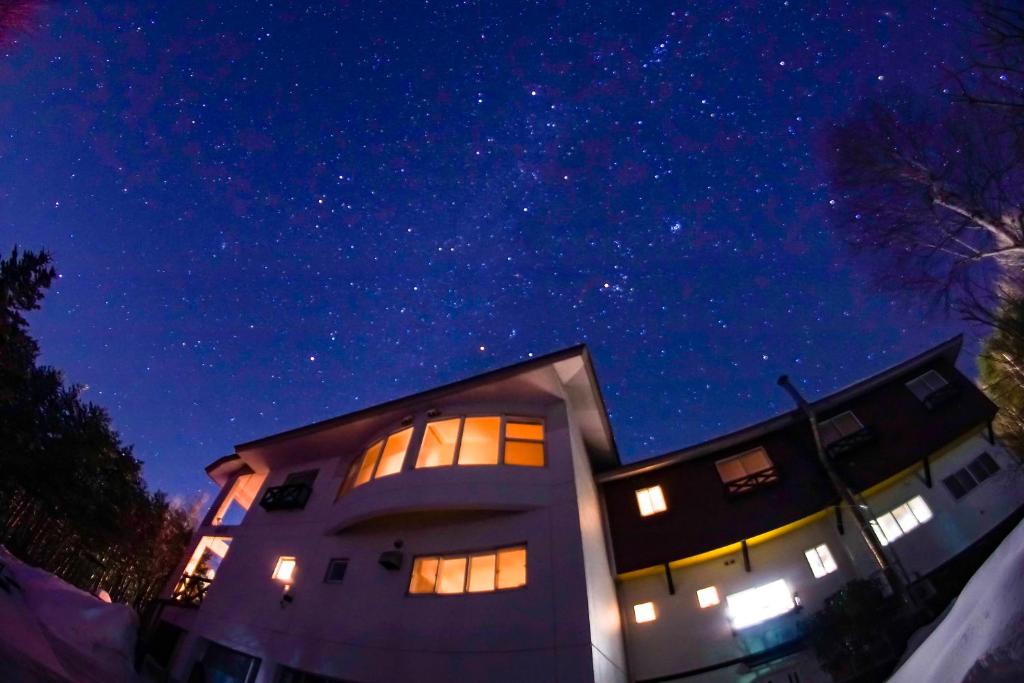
[777,375,909,604]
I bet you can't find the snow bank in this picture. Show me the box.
[888,518,1024,683]
[0,546,139,683]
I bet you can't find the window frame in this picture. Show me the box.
[414,414,546,470]
[406,543,528,596]
[870,495,933,546]
[272,556,297,583]
[635,485,668,517]
[804,543,838,579]
[818,411,864,447]
[323,558,349,584]
[906,369,949,402]
[715,447,779,494]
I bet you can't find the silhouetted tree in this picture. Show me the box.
[0,246,193,608]
[980,296,1024,454]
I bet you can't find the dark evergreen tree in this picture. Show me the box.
[0,246,193,608]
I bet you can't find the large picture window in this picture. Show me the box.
[408,546,527,595]
[725,579,796,629]
[415,416,545,469]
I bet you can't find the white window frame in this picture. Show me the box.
[870,496,933,546]
[818,411,864,447]
[906,370,949,402]
[635,485,668,517]
[804,543,838,578]
[715,447,775,483]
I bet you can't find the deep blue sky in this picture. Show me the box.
[2,2,973,503]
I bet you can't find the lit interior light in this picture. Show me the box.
[696,586,720,608]
[725,579,795,629]
[633,601,657,624]
[273,556,297,583]
[635,485,667,516]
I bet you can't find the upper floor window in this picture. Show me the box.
[869,495,933,546]
[408,545,527,595]
[336,428,414,497]
[943,452,1000,500]
[906,370,949,403]
[716,447,778,495]
[635,485,667,517]
[819,411,864,447]
[415,416,545,469]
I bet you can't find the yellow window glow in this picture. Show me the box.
[504,440,545,467]
[696,586,720,608]
[467,554,497,593]
[375,427,413,478]
[495,547,527,589]
[635,485,667,516]
[633,602,657,623]
[436,557,468,594]
[457,417,500,465]
[506,422,544,440]
[409,557,439,594]
[272,556,296,583]
[416,418,460,468]
[354,440,382,487]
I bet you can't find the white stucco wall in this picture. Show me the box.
[164,393,616,683]
[616,430,1023,683]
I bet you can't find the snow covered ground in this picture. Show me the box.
[0,546,139,683]
[888,518,1024,683]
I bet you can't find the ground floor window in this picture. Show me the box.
[869,495,933,546]
[725,579,796,629]
[197,642,260,683]
[409,545,527,595]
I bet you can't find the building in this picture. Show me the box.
[148,336,1024,683]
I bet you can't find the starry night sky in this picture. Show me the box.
[2,2,975,502]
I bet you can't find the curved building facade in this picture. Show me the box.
[149,337,1024,683]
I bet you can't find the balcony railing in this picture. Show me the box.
[259,482,313,511]
[825,427,875,459]
[170,573,212,607]
[723,466,780,496]
[922,383,960,411]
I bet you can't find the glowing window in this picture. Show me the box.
[495,547,527,589]
[375,427,413,478]
[272,556,297,583]
[635,485,667,517]
[504,420,545,467]
[725,579,795,629]
[819,411,864,447]
[436,557,468,594]
[408,546,527,595]
[633,602,657,623]
[804,544,838,578]
[871,496,933,546]
[467,554,496,593]
[353,440,383,487]
[416,418,460,468]
[409,557,439,594]
[696,586,720,608]
[458,417,501,465]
